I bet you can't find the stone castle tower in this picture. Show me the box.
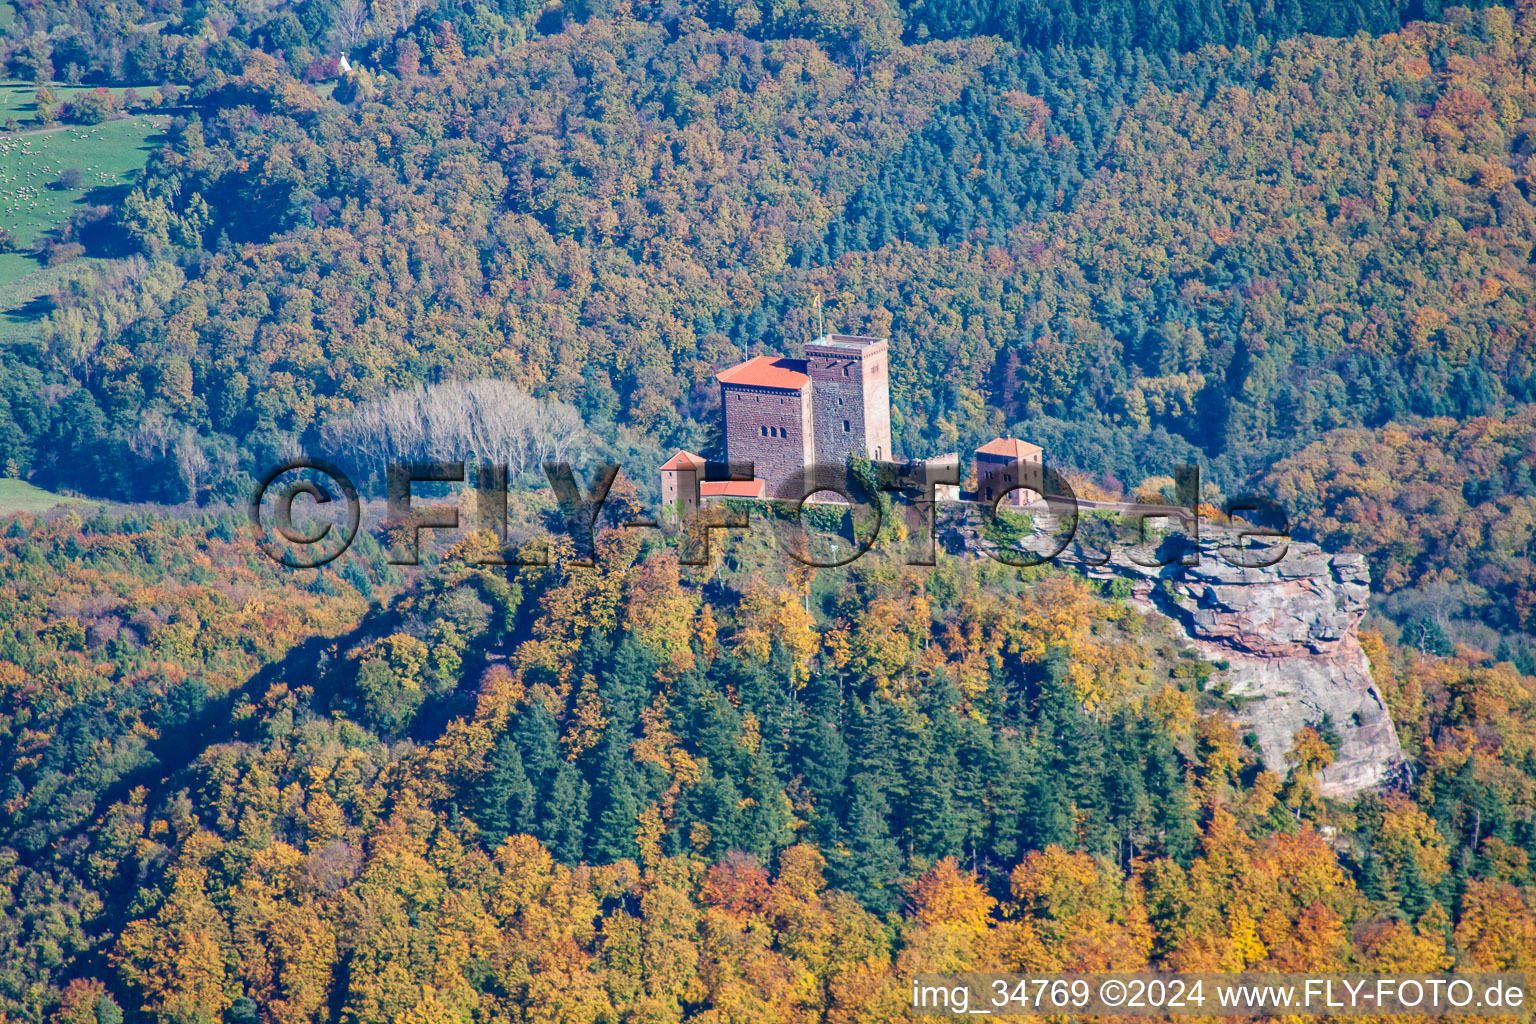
[713,334,893,496]
[804,335,892,466]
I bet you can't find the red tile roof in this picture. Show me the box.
[716,355,808,390]
[659,450,706,472]
[700,480,765,498]
[976,436,1043,458]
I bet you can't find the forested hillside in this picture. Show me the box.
[0,2,1530,641]
[22,7,1536,483]
[1,510,1533,1021]
[1262,409,1536,636]
[1,0,1535,1019]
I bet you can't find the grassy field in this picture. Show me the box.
[0,83,161,125]
[0,256,117,346]
[0,113,169,289]
[0,478,90,515]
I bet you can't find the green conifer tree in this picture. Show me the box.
[476,733,535,845]
[834,772,903,914]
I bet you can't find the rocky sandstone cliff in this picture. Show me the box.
[944,509,1404,797]
[1093,528,1406,798]
[1074,524,1403,797]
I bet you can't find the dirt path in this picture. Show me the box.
[8,125,71,138]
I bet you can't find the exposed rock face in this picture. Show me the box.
[940,507,1404,797]
[1071,525,1403,797]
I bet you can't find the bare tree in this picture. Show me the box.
[391,0,425,31]
[848,38,868,79]
[174,429,209,505]
[128,408,178,462]
[323,379,591,493]
[333,0,371,50]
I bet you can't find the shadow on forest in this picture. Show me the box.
[59,619,382,981]
[78,181,132,208]
[4,290,51,322]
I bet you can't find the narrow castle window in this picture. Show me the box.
[761,426,768,437]
[842,366,850,377]
[843,419,850,432]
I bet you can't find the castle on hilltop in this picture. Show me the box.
[716,334,891,494]
[661,334,1043,506]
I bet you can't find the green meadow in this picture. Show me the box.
[0,255,116,341]
[0,105,169,289]
[0,478,90,515]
